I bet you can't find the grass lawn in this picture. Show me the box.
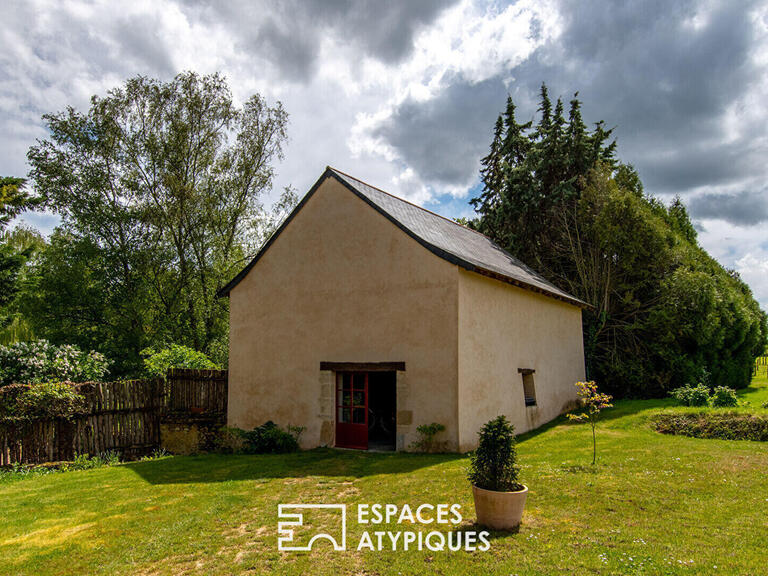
[1,377,767,575]
[737,370,768,408]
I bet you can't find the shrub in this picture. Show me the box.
[215,426,246,453]
[670,384,711,407]
[409,422,446,452]
[468,415,522,492]
[218,422,301,454]
[0,462,57,482]
[1,452,121,481]
[286,425,306,446]
[710,386,739,408]
[0,381,85,420]
[0,340,109,386]
[149,448,169,460]
[135,449,170,462]
[0,384,27,417]
[653,412,768,441]
[141,344,219,378]
[241,421,300,454]
[62,451,121,471]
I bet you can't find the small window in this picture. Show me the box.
[519,368,536,407]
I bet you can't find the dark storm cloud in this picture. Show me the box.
[374,76,506,185]
[372,0,767,217]
[181,0,459,81]
[303,0,459,63]
[250,17,317,82]
[690,190,768,226]
[518,0,761,195]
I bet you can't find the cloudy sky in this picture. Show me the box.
[3,0,768,308]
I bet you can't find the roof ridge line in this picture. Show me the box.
[327,166,494,243]
[219,166,587,308]
[327,166,553,280]
[327,166,579,299]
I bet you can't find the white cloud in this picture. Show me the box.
[697,218,768,309]
[2,0,768,310]
[736,253,768,309]
[348,0,561,200]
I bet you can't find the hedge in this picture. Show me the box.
[653,412,768,442]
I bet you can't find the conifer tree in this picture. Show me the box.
[471,85,766,397]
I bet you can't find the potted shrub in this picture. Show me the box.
[468,415,527,530]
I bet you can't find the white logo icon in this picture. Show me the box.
[277,504,347,551]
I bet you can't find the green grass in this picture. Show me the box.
[739,370,768,407]
[1,379,767,575]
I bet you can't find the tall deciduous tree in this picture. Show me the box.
[27,72,291,373]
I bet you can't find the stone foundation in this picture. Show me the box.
[159,414,225,455]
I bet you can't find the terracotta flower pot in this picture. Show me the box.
[472,484,528,530]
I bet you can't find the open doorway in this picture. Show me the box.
[367,371,396,451]
[333,366,398,451]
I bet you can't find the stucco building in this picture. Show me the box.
[220,167,586,452]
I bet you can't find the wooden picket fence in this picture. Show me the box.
[167,368,227,414]
[0,369,227,465]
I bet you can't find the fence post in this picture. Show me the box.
[0,370,228,465]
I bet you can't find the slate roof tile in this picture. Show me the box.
[219,167,586,308]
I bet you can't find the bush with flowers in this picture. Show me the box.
[0,340,109,387]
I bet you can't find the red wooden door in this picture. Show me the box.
[335,372,368,449]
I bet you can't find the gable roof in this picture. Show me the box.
[218,167,587,308]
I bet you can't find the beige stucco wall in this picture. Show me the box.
[228,177,460,450]
[457,270,585,451]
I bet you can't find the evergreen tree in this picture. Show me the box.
[472,86,767,397]
[667,196,698,244]
[0,177,38,228]
[473,97,532,252]
[474,84,616,274]
[0,178,41,331]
